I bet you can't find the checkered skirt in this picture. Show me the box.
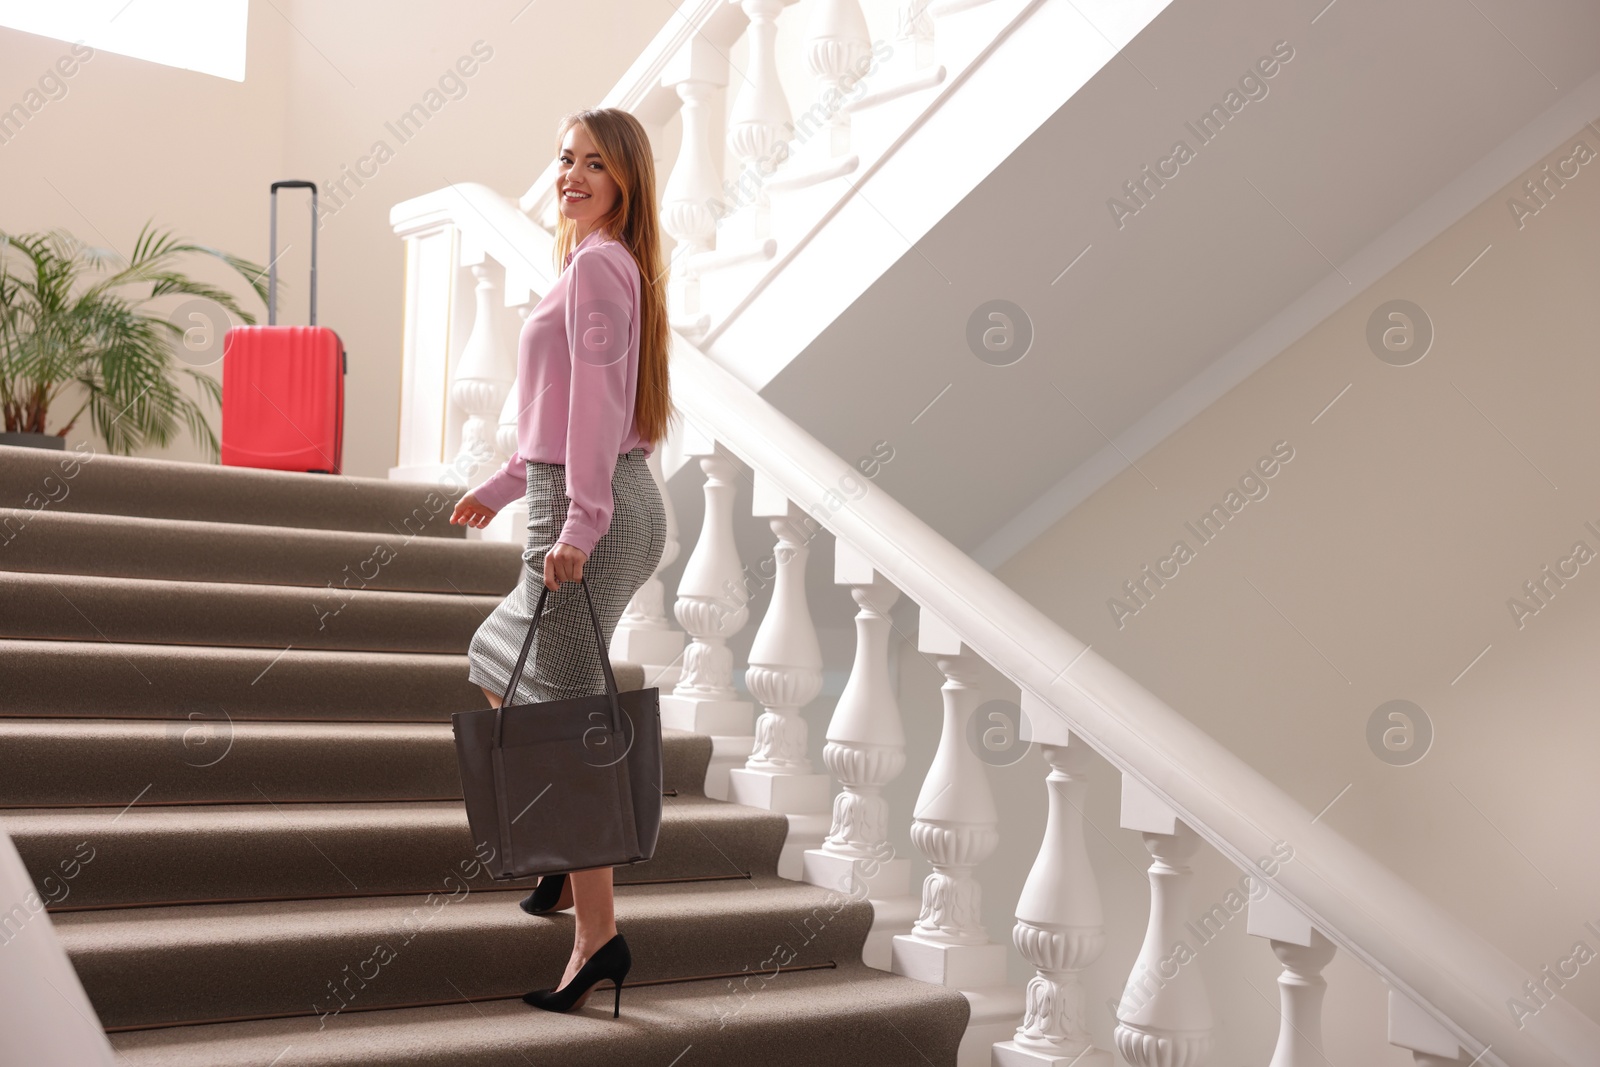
[467,447,665,705]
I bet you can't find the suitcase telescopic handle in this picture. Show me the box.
[268,180,318,327]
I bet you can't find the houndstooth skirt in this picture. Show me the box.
[467,447,665,706]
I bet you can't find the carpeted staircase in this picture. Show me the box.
[0,444,968,1066]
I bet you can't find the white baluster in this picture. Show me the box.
[881,0,937,86]
[659,36,727,336]
[1115,775,1213,1067]
[903,648,995,946]
[994,737,1112,1067]
[1388,987,1472,1066]
[728,479,831,877]
[765,0,868,189]
[660,428,755,799]
[493,381,519,465]
[450,260,512,476]
[723,0,794,249]
[892,610,1022,1065]
[610,447,687,692]
[479,299,536,545]
[1247,887,1336,1067]
[802,540,915,967]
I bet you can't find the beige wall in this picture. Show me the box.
[0,0,670,476]
[0,10,290,457]
[998,115,1600,1035]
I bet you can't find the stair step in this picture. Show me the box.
[0,444,467,537]
[0,641,646,721]
[0,508,521,592]
[106,960,970,1066]
[58,878,876,1028]
[0,447,959,1064]
[0,572,500,653]
[0,721,710,805]
[4,796,783,906]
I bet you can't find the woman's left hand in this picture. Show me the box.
[545,542,588,590]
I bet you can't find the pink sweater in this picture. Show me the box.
[469,228,652,555]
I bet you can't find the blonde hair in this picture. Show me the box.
[552,108,676,447]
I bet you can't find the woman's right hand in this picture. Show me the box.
[450,491,497,530]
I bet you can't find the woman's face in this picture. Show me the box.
[558,124,620,239]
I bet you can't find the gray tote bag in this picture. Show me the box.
[451,576,663,880]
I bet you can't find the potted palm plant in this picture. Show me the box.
[0,222,269,455]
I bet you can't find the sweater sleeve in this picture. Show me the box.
[469,449,527,514]
[556,247,637,556]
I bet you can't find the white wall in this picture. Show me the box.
[984,113,1600,1056]
[0,0,671,476]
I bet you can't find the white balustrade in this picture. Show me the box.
[1115,775,1213,1067]
[380,8,1572,1065]
[994,737,1112,1067]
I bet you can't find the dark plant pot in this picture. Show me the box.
[0,431,67,451]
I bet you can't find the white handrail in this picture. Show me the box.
[668,336,1600,1067]
[391,181,557,296]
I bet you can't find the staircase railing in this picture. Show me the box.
[666,334,1600,1067]
[388,189,1600,1067]
[386,1,1600,1063]
[514,0,1050,353]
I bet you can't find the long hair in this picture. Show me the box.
[552,108,676,448]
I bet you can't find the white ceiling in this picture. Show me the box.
[758,0,1600,565]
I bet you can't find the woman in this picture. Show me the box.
[449,107,673,1018]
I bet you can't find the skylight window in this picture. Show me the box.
[0,0,249,82]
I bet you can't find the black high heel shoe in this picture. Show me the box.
[522,933,631,1018]
[518,873,571,915]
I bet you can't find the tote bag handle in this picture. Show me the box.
[493,576,625,747]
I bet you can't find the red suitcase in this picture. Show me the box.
[221,180,346,474]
